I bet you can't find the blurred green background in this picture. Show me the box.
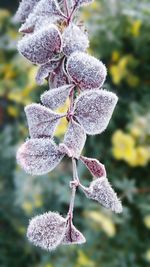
[0,0,150,266]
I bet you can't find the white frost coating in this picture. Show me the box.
[49,59,68,88]
[17,138,64,175]
[74,89,118,135]
[27,212,67,251]
[13,0,39,23]
[63,119,86,159]
[66,52,107,90]
[36,61,60,85]
[62,24,89,57]
[25,103,61,138]
[81,177,123,213]
[18,24,62,64]
[41,85,73,110]
[19,0,64,33]
[58,143,73,158]
[74,0,94,9]
[62,222,86,245]
[80,156,106,178]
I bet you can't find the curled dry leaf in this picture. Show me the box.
[66,52,107,90]
[41,84,73,110]
[58,143,73,158]
[62,221,86,245]
[36,60,61,85]
[63,119,86,159]
[13,0,39,23]
[27,212,66,250]
[18,24,62,64]
[19,0,64,33]
[25,103,62,138]
[74,89,118,135]
[80,155,106,178]
[81,177,122,213]
[62,24,89,57]
[49,58,68,88]
[17,138,64,175]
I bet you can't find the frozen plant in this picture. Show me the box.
[15,0,123,251]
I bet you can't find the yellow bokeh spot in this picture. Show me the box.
[55,98,69,137]
[8,90,31,105]
[7,106,19,117]
[44,264,53,267]
[18,226,26,235]
[111,51,120,63]
[145,249,150,262]
[134,147,149,167]
[112,130,136,162]
[131,20,142,37]
[22,201,33,215]
[85,211,116,237]
[34,195,43,208]
[130,126,142,138]
[126,73,140,87]
[76,250,95,267]
[2,64,17,80]
[144,215,150,229]
[0,8,10,21]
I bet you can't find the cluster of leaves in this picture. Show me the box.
[15,0,123,251]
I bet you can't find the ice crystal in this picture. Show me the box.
[13,0,39,23]
[25,103,61,138]
[62,24,89,57]
[80,156,106,178]
[66,52,107,90]
[62,221,86,244]
[41,85,73,110]
[27,212,66,250]
[17,138,64,175]
[63,120,86,159]
[74,0,94,9]
[74,89,118,135]
[19,0,64,33]
[81,177,123,213]
[18,24,62,64]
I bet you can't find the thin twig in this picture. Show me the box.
[64,0,70,17]
[67,158,79,219]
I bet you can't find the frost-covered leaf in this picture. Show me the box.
[25,103,61,138]
[13,0,39,23]
[62,24,89,57]
[81,177,122,213]
[36,60,60,85]
[27,212,66,250]
[74,89,118,135]
[49,58,68,88]
[63,119,86,158]
[66,52,107,90]
[41,85,73,110]
[18,24,62,64]
[62,221,86,245]
[19,0,64,33]
[58,143,73,158]
[80,156,106,178]
[17,138,64,175]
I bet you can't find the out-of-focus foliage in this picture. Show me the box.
[0,0,150,266]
